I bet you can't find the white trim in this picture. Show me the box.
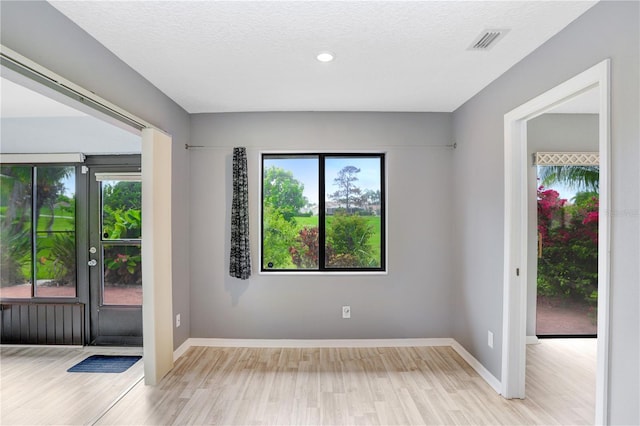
[173,339,193,362]
[595,60,611,426]
[0,153,85,163]
[95,172,142,182]
[502,60,610,424]
[172,338,501,394]
[182,337,453,349]
[526,336,540,345]
[450,340,502,393]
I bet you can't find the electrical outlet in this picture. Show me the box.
[176,314,181,328]
[488,330,494,348]
[342,306,351,319]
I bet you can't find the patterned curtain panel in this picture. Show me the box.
[229,147,251,279]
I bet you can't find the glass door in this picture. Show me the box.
[88,167,142,345]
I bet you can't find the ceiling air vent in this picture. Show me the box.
[469,29,510,50]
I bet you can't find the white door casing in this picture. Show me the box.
[502,59,610,424]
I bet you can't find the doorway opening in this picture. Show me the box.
[536,162,599,338]
[502,60,610,424]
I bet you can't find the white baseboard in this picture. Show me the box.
[526,335,540,345]
[449,340,502,394]
[173,337,501,395]
[173,338,193,361]
[183,337,454,349]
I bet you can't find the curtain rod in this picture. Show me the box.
[185,143,457,150]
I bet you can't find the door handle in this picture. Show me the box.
[88,259,97,267]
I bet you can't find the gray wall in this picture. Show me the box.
[526,113,599,336]
[1,117,141,154]
[0,1,192,348]
[189,112,454,339]
[452,2,638,424]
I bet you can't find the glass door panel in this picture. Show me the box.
[0,165,77,299]
[99,179,142,306]
[0,166,32,298]
[35,166,76,297]
[103,244,142,305]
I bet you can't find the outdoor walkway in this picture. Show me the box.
[536,296,597,335]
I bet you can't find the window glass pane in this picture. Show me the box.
[102,180,142,240]
[325,157,382,268]
[103,244,142,305]
[33,166,77,297]
[0,166,33,298]
[262,156,319,270]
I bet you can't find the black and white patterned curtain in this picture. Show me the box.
[229,147,251,279]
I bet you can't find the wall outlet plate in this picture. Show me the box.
[176,314,181,328]
[488,330,494,348]
[342,306,351,319]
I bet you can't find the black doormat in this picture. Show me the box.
[67,355,142,373]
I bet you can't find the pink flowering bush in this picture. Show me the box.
[537,187,598,306]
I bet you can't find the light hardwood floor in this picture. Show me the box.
[0,345,143,425]
[1,340,595,425]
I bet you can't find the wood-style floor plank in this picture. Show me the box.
[96,341,594,425]
[0,346,143,425]
[0,340,595,425]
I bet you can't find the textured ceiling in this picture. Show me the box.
[49,1,597,113]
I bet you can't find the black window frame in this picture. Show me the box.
[261,152,386,273]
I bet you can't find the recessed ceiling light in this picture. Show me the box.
[316,52,335,62]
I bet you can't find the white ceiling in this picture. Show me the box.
[49,1,598,114]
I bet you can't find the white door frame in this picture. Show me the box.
[502,59,610,424]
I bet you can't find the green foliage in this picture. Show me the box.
[104,246,142,285]
[41,232,76,285]
[263,213,381,270]
[0,229,30,286]
[263,167,307,221]
[537,188,598,306]
[103,181,142,211]
[539,165,599,192]
[262,206,298,269]
[326,212,377,267]
[103,208,142,239]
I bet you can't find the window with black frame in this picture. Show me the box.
[261,153,385,272]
